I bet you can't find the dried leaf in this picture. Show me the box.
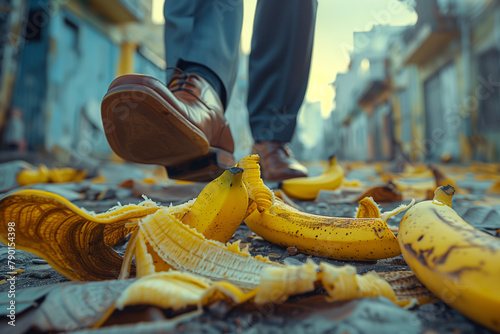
[0,280,132,332]
[487,181,500,195]
[354,182,402,203]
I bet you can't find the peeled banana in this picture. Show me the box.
[398,185,500,332]
[140,209,279,288]
[181,167,248,243]
[280,156,343,201]
[236,154,273,212]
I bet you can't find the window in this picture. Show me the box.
[64,17,79,52]
[478,49,500,130]
[25,9,47,42]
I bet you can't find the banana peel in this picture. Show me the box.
[0,189,279,285]
[0,190,160,280]
[0,178,436,331]
[115,260,403,312]
[0,190,422,318]
[138,208,280,288]
[1,156,412,280]
[237,155,273,212]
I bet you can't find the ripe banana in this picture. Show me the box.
[245,196,413,261]
[16,164,50,186]
[398,185,500,332]
[181,167,248,243]
[280,156,343,200]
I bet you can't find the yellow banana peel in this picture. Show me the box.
[280,156,344,201]
[0,189,279,285]
[115,260,399,313]
[0,189,160,280]
[139,208,280,288]
[237,155,273,212]
[398,185,500,332]
[0,160,437,328]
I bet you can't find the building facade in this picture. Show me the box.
[333,0,500,162]
[2,0,165,158]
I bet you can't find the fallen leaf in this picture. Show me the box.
[429,165,458,190]
[354,182,403,203]
[91,173,107,183]
[487,181,500,195]
[0,280,132,332]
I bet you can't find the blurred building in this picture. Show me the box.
[333,0,500,162]
[290,100,327,161]
[333,25,404,161]
[1,0,165,158]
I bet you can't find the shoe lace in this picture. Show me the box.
[167,67,196,93]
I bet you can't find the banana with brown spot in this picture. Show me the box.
[398,185,500,332]
[245,197,413,261]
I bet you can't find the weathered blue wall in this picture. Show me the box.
[12,0,166,155]
[11,0,50,150]
[46,9,120,154]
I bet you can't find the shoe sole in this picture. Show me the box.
[101,83,234,181]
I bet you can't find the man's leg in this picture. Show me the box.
[248,0,318,181]
[164,0,243,106]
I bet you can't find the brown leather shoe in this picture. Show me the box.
[101,71,235,181]
[252,141,308,182]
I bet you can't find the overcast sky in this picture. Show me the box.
[152,0,417,117]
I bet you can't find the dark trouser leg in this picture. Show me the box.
[248,0,317,142]
[163,0,243,105]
